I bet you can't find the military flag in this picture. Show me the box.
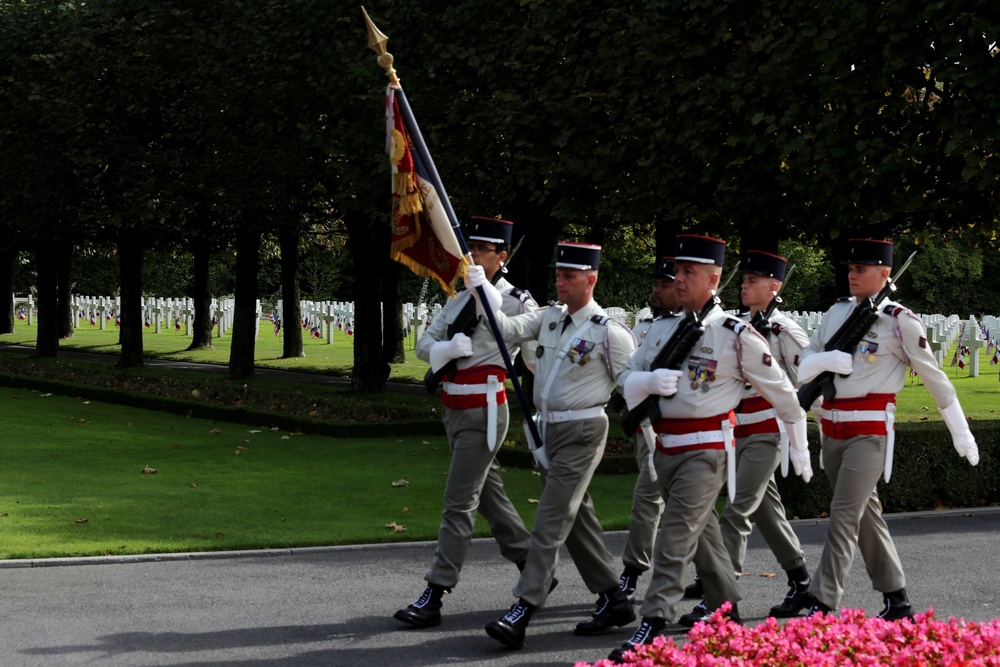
[386,85,469,296]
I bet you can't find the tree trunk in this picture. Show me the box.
[118,229,145,368]
[0,246,15,334]
[56,241,75,339]
[382,258,406,365]
[229,227,260,380]
[279,226,304,359]
[187,236,214,350]
[344,209,385,392]
[34,245,59,358]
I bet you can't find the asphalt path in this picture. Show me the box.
[1,508,999,667]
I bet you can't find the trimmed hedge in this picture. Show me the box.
[497,421,1000,518]
[0,372,446,439]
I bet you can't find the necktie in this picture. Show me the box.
[562,316,573,334]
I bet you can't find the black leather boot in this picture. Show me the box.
[768,565,813,618]
[806,599,833,617]
[679,601,742,628]
[574,585,636,636]
[485,599,534,649]
[877,588,915,622]
[608,617,667,663]
[619,564,642,598]
[393,584,450,628]
[682,575,703,599]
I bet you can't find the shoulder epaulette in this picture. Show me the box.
[882,304,905,317]
[590,314,610,325]
[722,317,749,334]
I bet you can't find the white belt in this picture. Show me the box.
[440,381,506,396]
[541,406,606,423]
[736,408,777,425]
[442,377,504,452]
[656,429,726,448]
[824,409,886,423]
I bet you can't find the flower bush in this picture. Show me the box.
[576,604,1000,667]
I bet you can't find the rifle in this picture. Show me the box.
[796,251,917,410]
[620,266,738,436]
[422,237,524,394]
[749,264,796,337]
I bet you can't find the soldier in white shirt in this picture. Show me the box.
[799,238,979,620]
[606,235,811,663]
[468,242,638,650]
[680,250,814,624]
[616,257,678,599]
[394,217,537,629]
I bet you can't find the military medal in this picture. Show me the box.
[859,340,879,364]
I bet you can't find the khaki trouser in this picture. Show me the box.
[514,414,619,607]
[426,405,530,588]
[809,433,905,609]
[640,448,743,621]
[622,433,664,573]
[720,432,806,575]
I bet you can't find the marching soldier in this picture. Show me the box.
[607,235,810,663]
[394,217,537,629]
[799,238,979,620]
[617,257,678,599]
[467,241,638,649]
[680,250,814,623]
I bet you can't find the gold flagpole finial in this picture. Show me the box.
[361,6,400,87]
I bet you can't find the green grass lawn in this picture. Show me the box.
[0,321,996,560]
[0,386,636,559]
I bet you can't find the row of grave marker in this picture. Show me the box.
[10,295,1000,376]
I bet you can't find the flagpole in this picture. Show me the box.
[363,7,546,449]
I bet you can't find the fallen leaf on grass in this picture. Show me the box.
[189,483,198,488]
[385,522,406,532]
[83,401,91,405]
[75,518,88,524]
[140,466,157,474]
[528,498,539,504]
[41,393,52,397]
[270,427,280,432]
[209,429,222,434]
[280,435,291,440]
[391,479,409,487]
[215,533,224,539]
[248,430,262,434]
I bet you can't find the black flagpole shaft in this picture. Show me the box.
[394,87,544,448]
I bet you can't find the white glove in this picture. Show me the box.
[465,264,487,288]
[465,265,502,317]
[622,369,681,409]
[786,416,813,483]
[797,350,854,384]
[940,401,979,466]
[428,332,473,373]
[647,369,682,397]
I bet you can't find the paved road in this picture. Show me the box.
[2,508,998,667]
